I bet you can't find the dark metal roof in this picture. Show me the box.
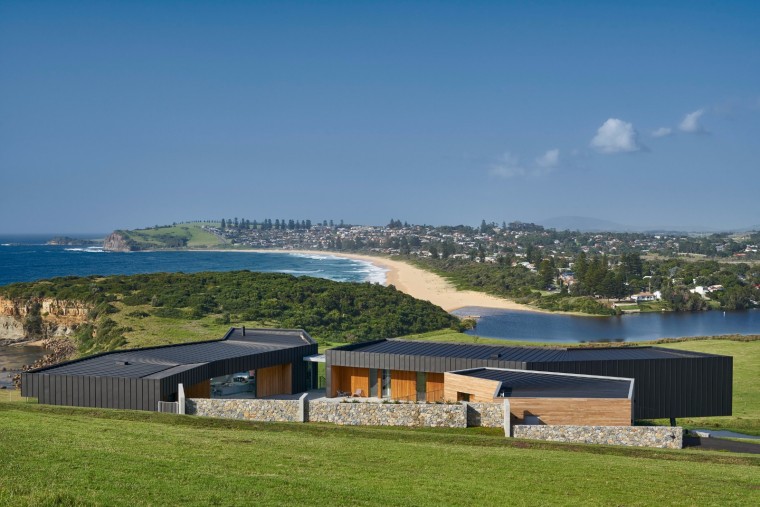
[455,368,633,399]
[337,339,717,362]
[32,328,315,379]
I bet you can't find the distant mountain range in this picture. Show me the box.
[538,216,759,234]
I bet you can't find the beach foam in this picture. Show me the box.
[64,247,105,253]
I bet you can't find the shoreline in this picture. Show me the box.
[203,248,557,314]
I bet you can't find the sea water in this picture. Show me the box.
[0,235,387,373]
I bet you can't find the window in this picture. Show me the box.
[381,369,391,399]
[416,372,427,402]
[369,369,378,397]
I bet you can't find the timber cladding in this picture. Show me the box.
[330,366,369,397]
[508,398,632,426]
[425,372,444,402]
[257,363,293,398]
[390,370,416,401]
[185,379,211,399]
[444,372,499,402]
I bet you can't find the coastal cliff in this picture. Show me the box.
[103,232,134,252]
[0,296,90,344]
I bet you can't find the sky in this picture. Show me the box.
[1,0,759,233]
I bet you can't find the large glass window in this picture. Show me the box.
[369,369,378,397]
[381,369,391,399]
[416,372,427,402]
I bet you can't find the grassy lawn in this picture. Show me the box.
[112,302,276,348]
[1,403,758,506]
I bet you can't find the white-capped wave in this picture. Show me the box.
[280,269,324,275]
[347,260,388,285]
[288,253,342,261]
[64,247,105,253]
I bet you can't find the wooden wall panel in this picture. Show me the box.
[185,379,210,399]
[390,370,416,401]
[508,398,632,426]
[443,372,500,402]
[329,366,369,397]
[426,372,445,402]
[257,363,293,398]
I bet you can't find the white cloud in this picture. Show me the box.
[489,152,525,178]
[491,149,561,179]
[590,118,641,153]
[651,127,672,138]
[535,149,560,169]
[679,109,706,133]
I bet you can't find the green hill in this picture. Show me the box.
[0,402,757,506]
[106,223,223,250]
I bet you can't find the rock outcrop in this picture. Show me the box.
[0,296,91,343]
[103,232,134,252]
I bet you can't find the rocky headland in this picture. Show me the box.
[103,232,134,252]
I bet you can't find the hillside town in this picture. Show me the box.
[202,219,760,262]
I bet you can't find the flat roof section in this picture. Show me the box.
[336,339,718,363]
[452,368,634,399]
[32,328,316,379]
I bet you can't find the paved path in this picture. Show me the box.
[683,436,760,454]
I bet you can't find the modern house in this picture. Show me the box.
[22,328,732,426]
[325,339,732,421]
[21,328,318,411]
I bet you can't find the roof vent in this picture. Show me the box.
[116,360,130,366]
[490,353,502,359]
[242,326,246,336]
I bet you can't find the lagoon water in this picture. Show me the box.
[453,306,760,343]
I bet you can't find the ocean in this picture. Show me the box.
[0,235,386,377]
[0,236,386,287]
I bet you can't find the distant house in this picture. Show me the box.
[691,285,724,297]
[630,292,659,303]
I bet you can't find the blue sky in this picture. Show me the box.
[1,0,758,233]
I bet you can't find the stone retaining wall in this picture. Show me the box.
[309,400,467,428]
[186,398,302,423]
[513,425,683,449]
[465,402,505,428]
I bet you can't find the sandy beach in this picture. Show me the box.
[225,249,540,313]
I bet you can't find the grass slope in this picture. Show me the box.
[0,403,757,506]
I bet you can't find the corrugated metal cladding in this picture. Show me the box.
[326,340,733,420]
[21,328,318,411]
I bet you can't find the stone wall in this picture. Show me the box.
[309,400,467,428]
[465,402,504,428]
[512,425,683,449]
[186,398,302,423]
